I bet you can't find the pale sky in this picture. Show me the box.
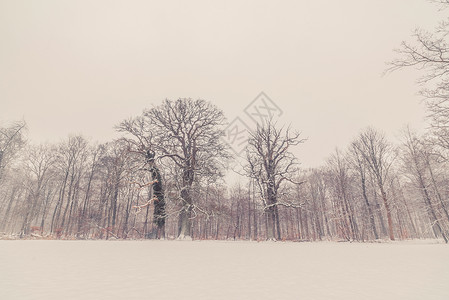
[0,0,441,168]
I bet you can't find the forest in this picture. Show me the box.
[1,94,449,243]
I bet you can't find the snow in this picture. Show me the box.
[0,240,448,300]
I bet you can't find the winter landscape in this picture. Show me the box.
[2,0,449,299]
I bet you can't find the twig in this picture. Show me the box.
[133,196,158,214]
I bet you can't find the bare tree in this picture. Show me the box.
[327,149,359,241]
[388,1,449,152]
[349,141,379,240]
[19,144,56,236]
[121,98,229,239]
[353,128,396,240]
[0,120,26,181]
[245,119,305,240]
[117,117,167,239]
[50,135,89,235]
[400,128,448,243]
[77,144,104,238]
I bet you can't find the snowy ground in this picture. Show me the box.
[0,240,448,300]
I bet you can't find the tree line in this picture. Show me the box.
[0,100,449,242]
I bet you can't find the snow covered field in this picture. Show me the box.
[0,240,448,300]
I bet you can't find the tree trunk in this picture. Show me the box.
[419,177,448,243]
[426,158,449,222]
[248,183,252,240]
[253,183,258,240]
[51,169,70,234]
[1,187,17,231]
[274,205,281,240]
[380,186,395,241]
[150,165,165,239]
[265,207,276,240]
[178,185,193,239]
[178,164,194,239]
[361,178,378,239]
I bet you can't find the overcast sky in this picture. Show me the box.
[0,0,441,168]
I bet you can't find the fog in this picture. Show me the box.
[0,0,441,167]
